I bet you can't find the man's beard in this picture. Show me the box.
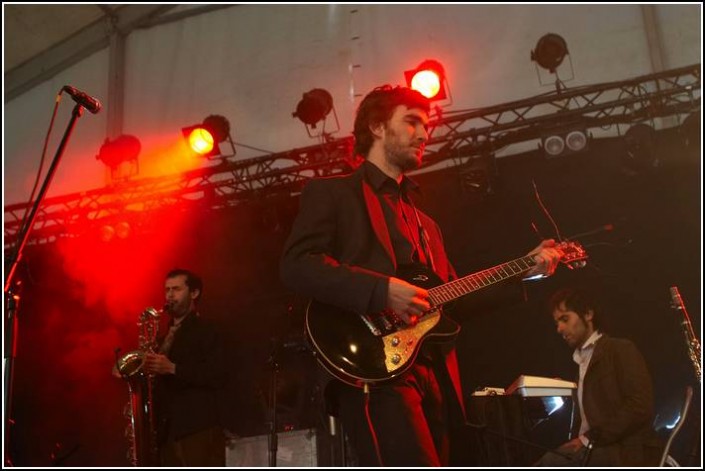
[384,138,422,172]
[169,299,190,317]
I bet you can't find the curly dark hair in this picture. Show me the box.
[548,286,604,331]
[353,85,430,159]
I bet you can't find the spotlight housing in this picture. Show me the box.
[404,59,448,101]
[292,89,334,128]
[181,115,233,158]
[531,33,569,74]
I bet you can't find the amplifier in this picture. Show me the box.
[226,428,318,467]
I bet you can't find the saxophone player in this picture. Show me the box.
[116,269,228,466]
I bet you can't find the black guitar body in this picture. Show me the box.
[304,241,588,387]
[305,264,459,387]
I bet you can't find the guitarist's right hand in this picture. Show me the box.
[387,277,430,325]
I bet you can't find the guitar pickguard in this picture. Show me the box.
[382,309,441,373]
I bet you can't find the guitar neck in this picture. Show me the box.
[428,255,537,306]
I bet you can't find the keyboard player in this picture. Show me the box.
[535,287,661,466]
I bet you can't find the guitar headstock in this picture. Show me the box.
[557,241,588,270]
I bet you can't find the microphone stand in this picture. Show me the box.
[4,103,86,466]
[266,339,280,467]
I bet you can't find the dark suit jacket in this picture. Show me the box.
[280,165,464,415]
[575,335,658,466]
[156,312,227,443]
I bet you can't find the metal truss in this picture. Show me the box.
[4,64,700,247]
[422,63,700,164]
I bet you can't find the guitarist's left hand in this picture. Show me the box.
[524,239,562,279]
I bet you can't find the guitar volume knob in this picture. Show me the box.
[391,336,400,347]
[391,354,401,364]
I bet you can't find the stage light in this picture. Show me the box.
[99,224,115,243]
[187,128,214,154]
[292,89,334,128]
[181,115,232,158]
[96,134,141,181]
[292,88,340,139]
[680,112,699,149]
[542,135,565,157]
[541,126,589,158]
[458,155,495,196]
[531,33,569,74]
[565,130,588,152]
[97,221,131,242]
[115,221,131,239]
[623,123,658,173]
[624,123,655,155]
[96,135,141,169]
[404,60,448,101]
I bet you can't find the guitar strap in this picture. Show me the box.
[407,198,466,424]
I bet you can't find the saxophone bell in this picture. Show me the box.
[116,307,162,378]
[117,350,146,377]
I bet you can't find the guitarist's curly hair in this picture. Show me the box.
[353,85,430,159]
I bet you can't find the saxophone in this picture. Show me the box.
[670,287,702,383]
[116,307,162,466]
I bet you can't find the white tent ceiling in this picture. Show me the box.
[4,4,109,72]
[3,4,234,99]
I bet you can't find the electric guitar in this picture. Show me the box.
[305,241,587,387]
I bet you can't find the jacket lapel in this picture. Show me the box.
[585,335,606,377]
[361,178,397,270]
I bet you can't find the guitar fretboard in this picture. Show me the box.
[428,255,537,306]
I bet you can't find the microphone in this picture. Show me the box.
[62,85,102,114]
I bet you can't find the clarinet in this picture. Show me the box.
[670,286,701,383]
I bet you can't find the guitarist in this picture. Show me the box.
[280,85,561,466]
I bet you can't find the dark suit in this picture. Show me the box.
[156,312,227,466]
[537,335,660,466]
[577,335,659,466]
[281,163,465,465]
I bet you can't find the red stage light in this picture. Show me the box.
[186,127,215,155]
[181,115,231,158]
[404,60,447,101]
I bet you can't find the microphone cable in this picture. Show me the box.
[17,92,63,237]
